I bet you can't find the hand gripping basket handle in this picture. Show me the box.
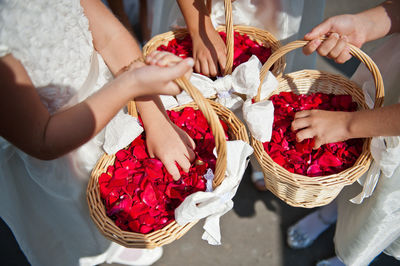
[128,76,227,188]
[206,0,234,75]
[254,39,384,109]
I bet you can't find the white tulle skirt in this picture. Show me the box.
[334,34,400,266]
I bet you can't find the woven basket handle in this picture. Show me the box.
[223,0,234,75]
[127,77,227,188]
[255,39,384,109]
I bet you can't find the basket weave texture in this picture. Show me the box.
[252,40,384,208]
[87,77,249,248]
[142,0,285,77]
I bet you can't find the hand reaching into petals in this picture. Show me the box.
[143,51,196,180]
[291,109,352,149]
[145,116,196,180]
[192,26,227,77]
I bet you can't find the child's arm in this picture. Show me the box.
[177,0,227,77]
[0,0,194,181]
[0,53,192,160]
[294,0,400,149]
[303,0,400,63]
[292,104,400,149]
[83,0,196,179]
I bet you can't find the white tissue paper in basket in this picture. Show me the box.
[175,73,217,105]
[168,55,278,143]
[159,95,179,110]
[175,140,253,245]
[240,58,278,143]
[103,111,143,154]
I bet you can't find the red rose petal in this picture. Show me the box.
[263,92,362,177]
[99,107,230,233]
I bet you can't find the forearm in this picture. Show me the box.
[0,53,141,159]
[36,75,139,159]
[135,96,170,131]
[177,0,214,36]
[356,0,400,43]
[82,0,172,144]
[348,103,400,139]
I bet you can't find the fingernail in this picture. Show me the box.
[186,58,194,67]
[332,32,339,39]
[312,39,321,47]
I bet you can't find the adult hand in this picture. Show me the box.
[303,14,367,63]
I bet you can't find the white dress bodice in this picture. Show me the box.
[0,1,117,265]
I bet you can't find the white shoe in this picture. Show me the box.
[287,207,337,249]
[79,243,163,266]
[316,256,345,266]
[107,246,163,266]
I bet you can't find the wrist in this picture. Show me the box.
[346,111,360,139]
[356,5,391,43]
[116,60,147,99]
[115,57,144,77]
[188,15,215,37]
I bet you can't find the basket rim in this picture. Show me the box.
[87,99,249,247]
[252,69,372,185]
[142,25,286,77]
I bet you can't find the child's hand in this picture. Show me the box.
[145,116,196,180]
[303,14,367,63]
[192,26,227,77]
[123,55,194,97]
[145,51,193,79]
[291,110,352,149]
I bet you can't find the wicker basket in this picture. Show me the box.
[142,0,285,77]
[87,77,249,248]
[252,40,384,208]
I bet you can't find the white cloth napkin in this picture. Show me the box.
[242,97,275,142]
[175,73,217,105]
[168,55,278,142]
[175,140,253,245]
[103,111,143,154]
[159,95,179,110]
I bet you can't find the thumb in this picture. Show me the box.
[304,19,334,40]
[159,58,194,81]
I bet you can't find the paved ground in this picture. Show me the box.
[2,1,400,266]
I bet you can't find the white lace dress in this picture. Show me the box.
[150,0,325,73]
[0,1,138,265]
[335,34,400,265]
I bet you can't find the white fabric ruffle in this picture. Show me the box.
[175,140,253,245]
